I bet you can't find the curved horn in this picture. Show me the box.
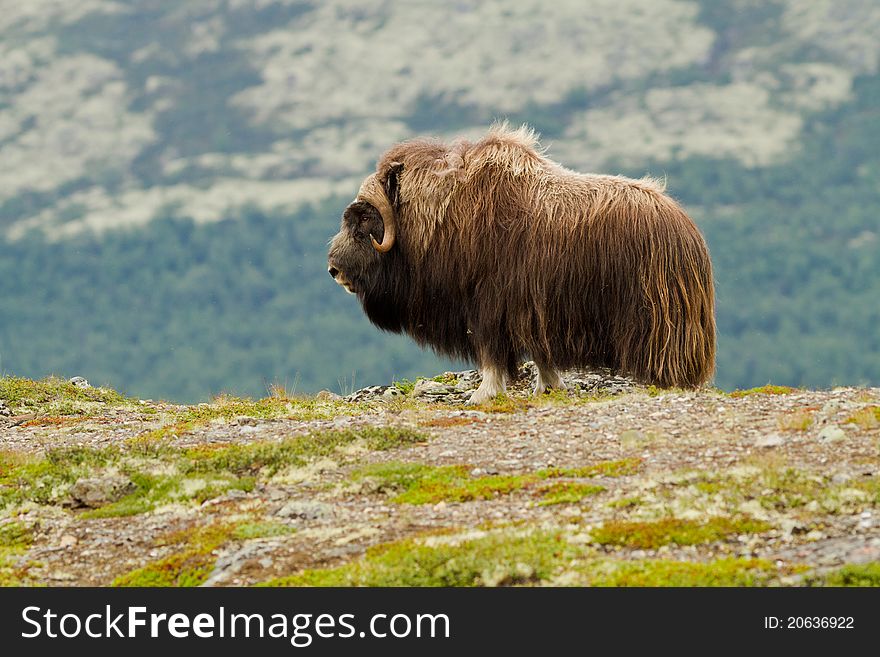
[357,174,396,253]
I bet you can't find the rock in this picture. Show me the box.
[315,389,342,401]
[275,500,333,520]
[817,425,846,443]
[202,542,276,587]
[345,385,388,402]
[453,370,481,391]
[382,387,404,399]
[831,472,852,485]
[68,475,135,509]
[413,379,454,397]
[780,518,807,537]
[0,400,11,417]
[59,534,78,548]
[755,433,785,448]
[68,376,90,388]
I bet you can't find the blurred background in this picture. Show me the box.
[1,0,878,402]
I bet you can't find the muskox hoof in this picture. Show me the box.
[467,367,507,405]
[466,389,499,405]
[533,367,567,396]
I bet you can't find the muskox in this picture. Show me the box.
[327,124,715,404]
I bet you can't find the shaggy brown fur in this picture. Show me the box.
[328,124,715,396]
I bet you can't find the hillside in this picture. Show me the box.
[1,0,879,400]
[1,373,879,587]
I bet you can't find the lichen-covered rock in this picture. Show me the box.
[413,379,454,397]
[68,475,135,509]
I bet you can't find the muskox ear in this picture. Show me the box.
[384,162,404,208]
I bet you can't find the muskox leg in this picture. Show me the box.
[534,363,567,396]
[467,365,507,405]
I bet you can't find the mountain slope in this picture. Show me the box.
[1,0,878,400]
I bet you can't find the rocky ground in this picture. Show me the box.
[1,368,879,587]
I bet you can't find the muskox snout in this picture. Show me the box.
[327,262,357,295]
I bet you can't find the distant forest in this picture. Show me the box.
[3,72,879,401]
[1,2,879,402]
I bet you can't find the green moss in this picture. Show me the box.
[755,468,824,510]
[186,427,425,477]
[694,480,725,495]
[0,521,34,550]
[177,393,372,424]
[431,373,459,385]
[392,379,416,394]
[355,463,536,505]
[590,558,778,586]
[590,517,771,549]
[258,530,573,587]
[79,473,256,519]
[607,496,644,509]
[538,458,643,479]
[112,548,216,587]
[231,521,296,540]
[468,393,534,414]
[729,384,797,398]
[354,459,632,506]
[0,521,37,587]
[821,563,880,587]
[0,447,117,508]
[0,558,37,587]
[538,482,605,506]
[112,523,231,587]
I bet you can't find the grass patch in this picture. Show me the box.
[354,463,534,504]
[729,384,797,398]
[820,563,880,587]
[607,496,644,509]
[353,460,621,506]
[112,523,231,587]
[19,416,89,428]
[539,458,642,479]
[590,517,771,549]
[392,379,416,394]
[177,393,373,424]
[258,530,573,587]
[132,392,381,443]
[668,464,880,514]
[777,409,815,432]
[421,416,481,428]
[538,482,605,506]
[0,521,37,587]
[589,558,778,586]
[1,426,426,515]
[185,427,425,477]
[231,521,296,540]
[468,393,534,414]
[0,376,129,415]
[0,521,33,550]
[845,406,880,430]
